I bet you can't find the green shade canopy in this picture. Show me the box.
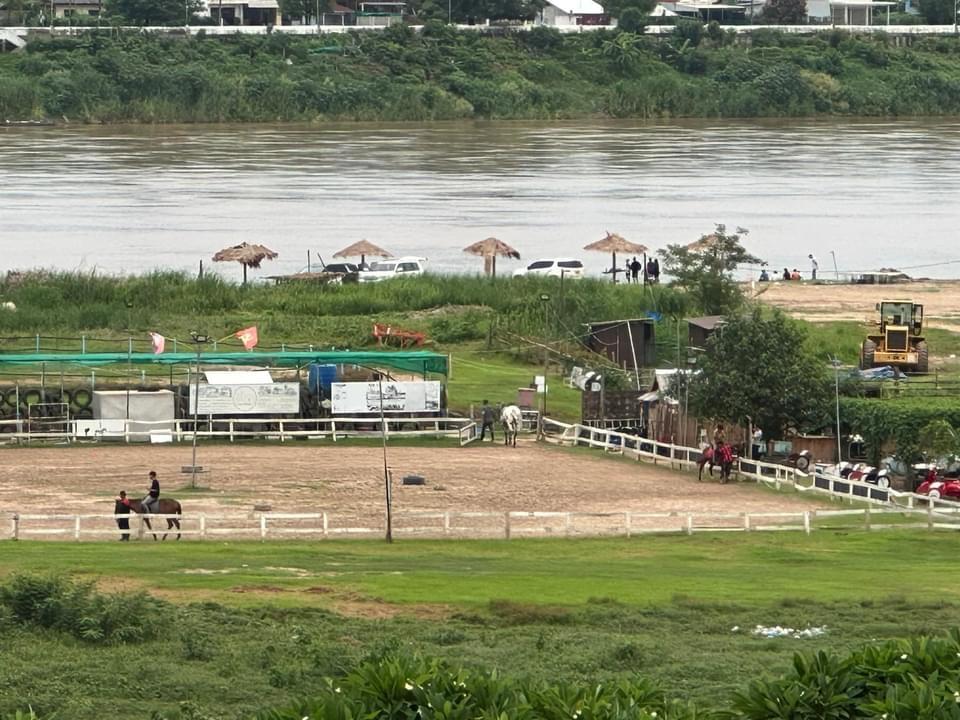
[0,351,448,376]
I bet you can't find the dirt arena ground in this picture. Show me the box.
[0,441,826,538]
[757,279,960,331]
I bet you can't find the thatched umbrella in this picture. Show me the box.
[212,242,278,285]
[333,240,393,269]
[685,233,722,252]
[583,232,649,283]
[462,237,520,278]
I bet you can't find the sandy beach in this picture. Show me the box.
[754,280,960,332]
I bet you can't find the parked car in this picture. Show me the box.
[320,262,359,284]
[512,258,585,279]
[916,477,960,500]
[358,257,425,283]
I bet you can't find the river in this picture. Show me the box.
[1,119,959,280]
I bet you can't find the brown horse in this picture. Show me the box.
[697,446,716,481]
[126,498,182,540]
[697,445,735,483]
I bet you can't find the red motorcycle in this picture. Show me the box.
[916,476,960,501]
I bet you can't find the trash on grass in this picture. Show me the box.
[751,625,827,639]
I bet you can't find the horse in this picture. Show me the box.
[698,445,735,483]
[126,497,182,541]
[500,404,522,448]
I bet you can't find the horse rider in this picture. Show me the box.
[143,470,160,513]
[713,423,725,453]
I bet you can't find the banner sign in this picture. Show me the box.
[190,383,300,415]
[331,381,441,415]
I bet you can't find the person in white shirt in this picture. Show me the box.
[809,254,819,280]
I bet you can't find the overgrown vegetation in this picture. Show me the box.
[840,396,960,463]
[5,532,960,719]
[3,27,960,123]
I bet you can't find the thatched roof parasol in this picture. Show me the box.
[583,232,649,283]
[212,242,278,285]
[462,237,520,277]
[333,240,393,268]
[685,233,721,252]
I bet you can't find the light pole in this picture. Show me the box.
[829,355,842,464]
[377,372,392,543]
[448,0,451,23]
[189,332,209,488]
[539,293,550,432]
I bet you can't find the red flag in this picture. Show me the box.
[149,332,165,355]
[235,326,258,350]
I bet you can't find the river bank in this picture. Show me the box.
[2,28,960,123]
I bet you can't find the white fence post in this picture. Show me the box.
[565,512,572,537]
[864,505,871,530]
[12,513,19,541]
[743,513,751,531]
[322,512,328,538]
[199,514,206,540]
[260,514,267,540]
[686,513,693,535]
[74,516,81,541]
[625,511,632,538]
[444,512,450,536]
[803,511,811,535]
[928,502,934,530]
[504,512,511,540]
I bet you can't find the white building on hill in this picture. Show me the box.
[538,0,608,26]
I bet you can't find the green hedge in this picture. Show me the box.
[840,396,960,463]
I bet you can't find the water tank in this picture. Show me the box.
[308,364,337,395]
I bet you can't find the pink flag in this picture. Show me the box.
[235,326,258,350]
[149,332,165,355]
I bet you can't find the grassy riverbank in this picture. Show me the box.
[3,27,960,123]
[2,532,960,718]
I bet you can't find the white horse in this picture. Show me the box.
[500,405,523,447]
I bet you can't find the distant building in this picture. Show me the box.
[686,315,725,353]
[538,0,608,26]
[583,318,656,372]
[51,0,102,18]
[207,0,281,25]
[806,0,894,23]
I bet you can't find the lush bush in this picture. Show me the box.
[0,572,169,644]
[840,396,960,463]
[2,30,960,122]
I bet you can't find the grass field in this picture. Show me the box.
[2,531,959,718]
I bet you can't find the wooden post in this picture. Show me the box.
[12,513,19,541]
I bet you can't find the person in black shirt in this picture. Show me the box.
[480,400,496,442]
[115,490,131,541]
[143,471,160,513]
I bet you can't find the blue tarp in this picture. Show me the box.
[855,366,905,381]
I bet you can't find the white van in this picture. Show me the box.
[513,258,585,279]
[358,257,426,283]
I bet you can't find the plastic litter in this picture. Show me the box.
[751,625,827,639]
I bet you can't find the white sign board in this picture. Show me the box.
[331,381,442,415]
[190,383,300,415]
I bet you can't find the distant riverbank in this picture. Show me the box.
[2,27,960,123]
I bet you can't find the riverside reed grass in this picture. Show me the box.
[0,270,687,349]
[3,532,960,718]
[4,29,960,123]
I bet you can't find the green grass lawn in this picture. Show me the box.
[447,345,582,421]
[1,531,959,718]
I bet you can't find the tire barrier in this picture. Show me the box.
[71,389,92,409]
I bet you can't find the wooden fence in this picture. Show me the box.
[7,505,960,542]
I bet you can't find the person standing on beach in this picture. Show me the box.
[809,254,819,280]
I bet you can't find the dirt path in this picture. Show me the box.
[0,442,823,537]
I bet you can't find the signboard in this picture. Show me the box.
[190,383,300,415]
[331,381,442,415]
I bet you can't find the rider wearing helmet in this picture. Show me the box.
[142,471,160,513]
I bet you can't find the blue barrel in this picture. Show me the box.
[308,364,337,395]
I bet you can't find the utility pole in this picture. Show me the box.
[378,373,392,543]
[190,332,209,488]
[540,293,550,426]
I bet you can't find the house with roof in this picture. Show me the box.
[538,0,608,26]
[806,0,895,23]
[206,0,281,25]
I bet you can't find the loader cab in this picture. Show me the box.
[863,300,927,373]
[876,301,922,337]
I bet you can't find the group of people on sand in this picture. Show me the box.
[113,470,160,541]
[626,256,659,285]
[758,254,819,283]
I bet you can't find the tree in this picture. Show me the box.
[761,0,807,24]
[918,419,960,464]
[106,0,202,24]
[687,308,831,442]
[602,0,654,19]
[919,0,956,23]
[658,224,761,316]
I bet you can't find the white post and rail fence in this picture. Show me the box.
[3,415,957,541]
